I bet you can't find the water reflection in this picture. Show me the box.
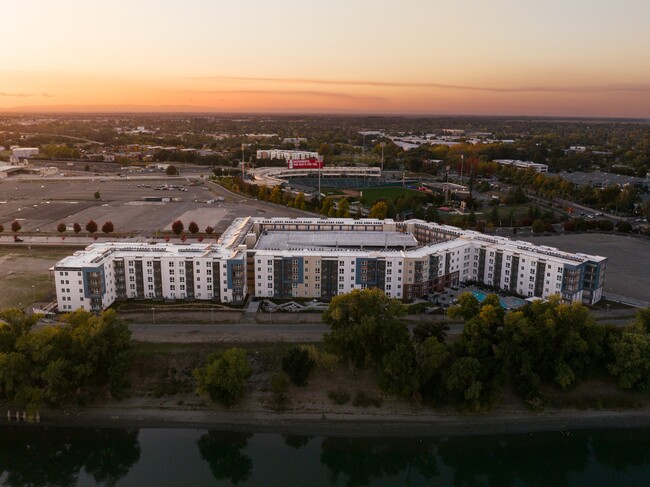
[320,437,438,487]
[437,432,589,487]
[197,431,253,485]
[0,426,140,487]
[1,426,650,486]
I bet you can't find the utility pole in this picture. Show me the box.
[380,142,386,174]
[460,154,464,182]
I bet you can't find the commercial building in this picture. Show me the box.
[11,147,40,158]
[493,159,548,173]
[52,218,606,313]
[256,149,321,162]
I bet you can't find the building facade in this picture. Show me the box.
[52,218,607,313]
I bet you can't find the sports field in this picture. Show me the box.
[360,187,427,204]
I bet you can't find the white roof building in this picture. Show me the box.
[52,218,606,313]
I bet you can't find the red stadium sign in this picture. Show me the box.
[287,158,323,169]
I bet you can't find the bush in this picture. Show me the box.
[353,391,382,408]
[616,221,633,233]
[281,346,315,386]
[270,373,288,394]
[194,348,252,406]
[327,389,351,405]
[301,344,339,372]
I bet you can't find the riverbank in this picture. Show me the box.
[8,403,650,438]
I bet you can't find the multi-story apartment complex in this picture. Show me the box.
[52,218,606,313]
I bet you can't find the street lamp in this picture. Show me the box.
[31,285,35,304]
[151,306,156,325]
[211,307,214,325]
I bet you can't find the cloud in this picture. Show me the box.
[188,75,650,94]
[0,92,33,97]
[0,92,55,98]
[182,89,386,102]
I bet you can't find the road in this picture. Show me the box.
[125,321,466,343]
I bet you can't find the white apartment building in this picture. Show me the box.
[52,218,606,313]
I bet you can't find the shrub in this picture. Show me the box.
[353,391,382,408]
[327,389,351,405]
[282,346,315,386]
[194,348,252,407]
[301,344,339,372]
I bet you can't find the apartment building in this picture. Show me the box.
[52,218,606,312]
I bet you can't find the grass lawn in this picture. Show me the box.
[360,186,427,205]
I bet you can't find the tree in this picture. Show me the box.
[73,223,82,234]
[194,348,252,406]
[323,289,409,367]
[445,357,485,410]
[413,322,450,344]
[281,346,315,386]
[379,342,421,398]
[94,191,100,200]
[57,223,67,234]
[101,221,114,235]
[609,330,650,391]
[171,220,184,236]
[269,186,283,204]
[0,224,3,233]
[205,225,214,235]
[11,220,21,233]
[85,220,98,234]
[188,221,199,234]
[166,165,178,176]
[531,219,546,233]
[336,198,350,218]
[369,201,388,219]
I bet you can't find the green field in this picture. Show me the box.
[360,187,427,204]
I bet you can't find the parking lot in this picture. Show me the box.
[0,175,312,237]
[525,233,650,304]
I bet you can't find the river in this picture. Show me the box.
[1,425,649,486]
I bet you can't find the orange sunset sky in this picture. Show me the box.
[2,0,650,117]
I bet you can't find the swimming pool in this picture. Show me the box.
[472,291,527,310]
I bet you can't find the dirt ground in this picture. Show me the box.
[0,245,78,308]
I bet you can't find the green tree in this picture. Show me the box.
[609,330,650,391]
[281,346,315,387]
[379,342,420,398]
[57,222,67,234]
[73,223,82,234]
[531,219,546,233]
[11,220,21,233]
[166,165,178,176]
[323,289,409,367]
[194,348,252,406]
[94,191,100,200]
[369,201,388,219]
[188,221,199,234]
[445,356,484,410]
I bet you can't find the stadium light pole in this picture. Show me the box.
[380,142,386,174]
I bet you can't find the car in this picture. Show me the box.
[13,236,23,242]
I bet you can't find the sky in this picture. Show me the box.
[2,0,650,117]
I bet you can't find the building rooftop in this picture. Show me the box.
[255,231,418,251]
